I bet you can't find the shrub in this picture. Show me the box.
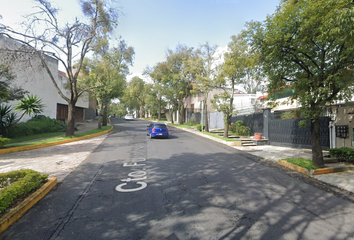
[234,121,251,136]
[196,124,205,131]
[329,147,354,163]
[229,122,236,133]
[0,137,11,148]
[185,121,198,126]
[7,115,67,138]
[0,169,48,213]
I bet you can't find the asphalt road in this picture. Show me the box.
[1,119,354,240]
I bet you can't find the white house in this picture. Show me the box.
[0,35,90,122]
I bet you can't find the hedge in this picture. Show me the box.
[328,147,354,163]
[0,169,48,213]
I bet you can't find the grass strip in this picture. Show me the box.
[5,126,111,148]
[8,132,64,144]
[283,158,319,171]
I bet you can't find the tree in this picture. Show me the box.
[0,0,118,136]
[121,76,146,117]
[189,42,219,132]
[214,34,248,138]
[246,0,354,167]
[164,45,194,124]
[145,64,169,121]
[0,64,27,102]
[83,39,133,127]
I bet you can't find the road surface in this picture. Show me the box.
[1,118,354,240]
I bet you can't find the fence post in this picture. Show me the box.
[263,108,272,139]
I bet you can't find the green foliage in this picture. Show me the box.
[0,169,48,213]
[283,158,319,171]
[0,104,17,137]
[233,121,251,136]
[15,95,44,118]
[0,137,10,148]
[329,148,354,163]
[0,64,27,102]
[196,124,205,131]
[186,121,199,126]
[229,122,236,133]
[298,119,308,129]
[281,111,300,120]
[245,0,354,166]
[6,116,66,138]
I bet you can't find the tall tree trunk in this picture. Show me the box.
[66,101,76,136]
[204,93,209,132]
[311,117,325,167]
[179,104,185,124]
[158,96,161,121]
[102,103,108,126]
[223,114,230,138]
[170,108,174,124]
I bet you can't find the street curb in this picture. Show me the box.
[0,177,57,234]
[277,160,352,176]
[278,160,311,175]
[0,126,113,155]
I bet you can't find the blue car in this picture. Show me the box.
[147,123,169,139]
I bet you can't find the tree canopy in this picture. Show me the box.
[246,0,354,166]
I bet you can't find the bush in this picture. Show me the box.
[229,122,236,133]
[0,169,48,213]
[196,124,205,131]
[329,147,354,163]
[185,121,198,126]
[234,121,251,136]
[0,137,10,148]
[7,115,67,138]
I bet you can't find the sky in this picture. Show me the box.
[1,0,281,81]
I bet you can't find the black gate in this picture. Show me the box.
[231,113,263,135]
[268,117,330,149]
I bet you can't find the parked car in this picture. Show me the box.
[124,114,134,121]
[147,123,169,139]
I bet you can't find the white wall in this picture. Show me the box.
[0,36,89,122]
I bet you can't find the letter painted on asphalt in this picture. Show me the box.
[115,182,147,192]
[128,171,146,177]
[123,162,146,167]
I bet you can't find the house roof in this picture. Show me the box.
[258,94,269,100]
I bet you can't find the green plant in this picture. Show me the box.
[0,104,17,136]
[234,121,251,136]
[0,137,10,148]
[329,147,354,163]
[229,122,236,133]
[0,169,48,213]
[283,158,319,171]
[185,121,198,126]
[196,124,205,131]
[7,116,67,138]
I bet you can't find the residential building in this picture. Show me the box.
[0,35,92,123]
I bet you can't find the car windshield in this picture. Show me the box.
[154,124,167,128]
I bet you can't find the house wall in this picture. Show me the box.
[0,36,59,122]
[334,106,354,148]
[0,36,89,122]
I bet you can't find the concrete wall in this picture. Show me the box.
[0,36,89,122]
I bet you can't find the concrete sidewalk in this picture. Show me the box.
[178,126,354,194]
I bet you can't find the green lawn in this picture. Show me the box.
[283,158,320,171]
[4,126,111,148]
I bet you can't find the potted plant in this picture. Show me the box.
[254,132,262,140]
